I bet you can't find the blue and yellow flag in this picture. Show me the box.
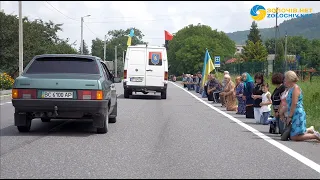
[201,49,215,87]
[127,29,135,46]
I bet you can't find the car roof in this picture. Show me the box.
[34,54,100,60]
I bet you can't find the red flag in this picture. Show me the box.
[165,30,173,41]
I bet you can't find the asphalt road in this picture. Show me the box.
[0,82,319,179]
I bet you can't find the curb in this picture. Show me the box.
[0,90,12,101]
[0,89,12,96]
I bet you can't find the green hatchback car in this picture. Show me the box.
[11,54,118,134]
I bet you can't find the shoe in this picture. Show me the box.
[314,131,320,138]
[309,126,315,134]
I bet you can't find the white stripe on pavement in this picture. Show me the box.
[170,82,320,174]
[0,102,12,106]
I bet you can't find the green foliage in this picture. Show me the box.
[246,21,262,44]
[241,22,268,62]
[241,40,268,62]
[227,12,320,45]
[78,40,89,55]
[0,73,14,90]
[168,24,236,75]
[0,12,77,77]
[264,36,320,70]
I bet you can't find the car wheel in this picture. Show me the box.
[41,118,51,122]
[124,89,132,98]
[161,90,167,99]
[17,114,32,133]
[96,109,109,134]
[109,103,117,123]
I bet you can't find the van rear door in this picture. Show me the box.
[145,48,165,87]
[126,48,146,86]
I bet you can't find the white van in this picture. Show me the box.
[123,44,168,99]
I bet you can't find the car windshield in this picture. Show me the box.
[25,57,100,74]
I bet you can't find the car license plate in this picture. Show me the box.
[130,77,143,82]
[42,91,74,99]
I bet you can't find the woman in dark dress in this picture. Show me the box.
[242,72,255,119]
[271,73,286,134]
[252,73,264,124]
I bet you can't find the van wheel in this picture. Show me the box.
[161,90,167,99]
[124,89,132,98]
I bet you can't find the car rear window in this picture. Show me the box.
[26,57,100,74]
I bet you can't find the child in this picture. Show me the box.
[260,83,272,125]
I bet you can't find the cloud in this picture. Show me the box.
[1,1,320,52]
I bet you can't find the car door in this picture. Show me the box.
[145,48,165,87]
[101,62,116,108]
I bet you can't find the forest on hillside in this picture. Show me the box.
[227,12,320,44]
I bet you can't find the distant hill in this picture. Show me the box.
[227,12,320,45]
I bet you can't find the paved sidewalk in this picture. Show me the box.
[0,89,12,101]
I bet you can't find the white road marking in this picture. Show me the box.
[0,94,11,97]
[170,82,320,174]
[0,101,12,106]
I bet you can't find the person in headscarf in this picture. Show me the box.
[242,72,255,119]
[219,71,230,107]
[220,74,237,111]
[235,76,246,115]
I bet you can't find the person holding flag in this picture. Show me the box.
[127,28,135,46]
[201,49,215,98]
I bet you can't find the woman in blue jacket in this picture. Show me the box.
[242,72,255,119]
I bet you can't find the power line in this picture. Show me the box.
[84,23,101,39]
[45,1,79,21]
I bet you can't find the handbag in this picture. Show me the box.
[281,121,292,141]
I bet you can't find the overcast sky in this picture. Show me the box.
[2,1,320,52]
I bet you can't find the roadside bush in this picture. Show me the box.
[0,73,14,90]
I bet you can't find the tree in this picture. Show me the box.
[167,24,236,75]
[91,28,145,62]
[246,21,262,44]
[91,38,104,59]
[241,40,268,62]
[78,40,89,55]
[0,12,77,77]
[241,21,268,62]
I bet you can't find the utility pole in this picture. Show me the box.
[114,46,117,78]
[80,15,90,54]
[103,35,107,61]
[19,1,23,76]
[122,50,125,65]
[80,17,83,54]
[284,31,288,71]
[274,7,278,72]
